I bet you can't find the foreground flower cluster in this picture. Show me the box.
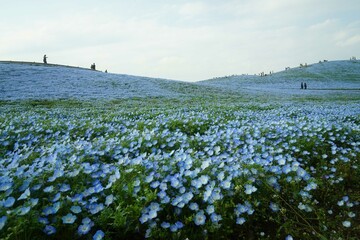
[0,103,359,239]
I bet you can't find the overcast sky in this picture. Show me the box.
[1,0,359,81]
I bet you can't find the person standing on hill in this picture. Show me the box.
[304,82,307,89]
[43,54,48,64]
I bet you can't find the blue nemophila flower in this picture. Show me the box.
[199,175,210,185]
[210,213,222,223]
[29,198,39,207]
[194,211,206,225]
[0,216,7,230]
[269,202,280,212]
[93,230,105,240]
[32,184,42,191]
[189,202,199,211]
[348,212,356,218]
[17,206,31,215]
[82,217,93,225]
[282,165,292,174]
[105,194,114,206]
[170,221,184,232]
[161,222,170,229]
[43,225,56,235]
[244,184,257,195]
[236,217,246,225]
[0,178,12,192]
[304,182,317,191]
[89,197,98,203]
[38,217,49,225]
[72,193,84,202]
[157,190,167,199]
[51,193,61,202]
[18,188,30,200]
[88,203,105,215]
[285,235,293,240]
[43,186,54,193]
[342,220,351,228]
[59,184,71,192]
[139,213,149,224]
[43,206,56,216]
[71,205,82,214]
[170,177,181,189]
[78,223,92,235]
[62,213,77,224]
[206,205,215,215]
[220,179,231,189]
[4,197,15,208]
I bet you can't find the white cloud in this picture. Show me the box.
[178,2,209,17]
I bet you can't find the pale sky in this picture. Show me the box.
[1,0,359,81]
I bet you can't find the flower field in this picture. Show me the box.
[0,102,359,239]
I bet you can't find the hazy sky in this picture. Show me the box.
[1,0,359,81]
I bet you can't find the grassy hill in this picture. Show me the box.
[0,60,359,106]
[198,60,360,96]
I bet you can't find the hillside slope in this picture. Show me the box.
[198,60,360,95]
[1,60,359,101]
[0,61,189,100]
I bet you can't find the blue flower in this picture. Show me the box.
[59,184,71,192]
[78,223,92,235]
[139,214,149,224]
[51,193,61,202]
[220,179,231,189]
[43,225,56,235]
[18,188,30,200]
[82,217,93,225]
[88,203,104,215]
[0,182,12,192]
[30,198,39,207]
[105,194,114,206]
[0,216,7,230]
[43,206,56,216]
[71,205,82,214]
[236,217,246,225]
[285,235,293,240]
[206,205,215,215]
[210,213,222,223]
[199,175,209,185]
[38,217,49,225]
[43,186,54,193]
[93,230,105,240]
[72,193,84,202]
[269,202,280,212]
[175,221,184,229]
[17,206,31,215]
[189,202,199,211]
[161,222,170,229]
[62,213,77,224]
[244,184,257,195]
[342,220,351,228]
[194,211,206,225]
[4,197,15,208]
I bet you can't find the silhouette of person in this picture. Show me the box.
[301,82,303,89]
[43,55,48,64]
[91,63,96,70]
[304,82,307,89]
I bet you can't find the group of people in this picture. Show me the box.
[43,55,107,72]
[301,82,308,89]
